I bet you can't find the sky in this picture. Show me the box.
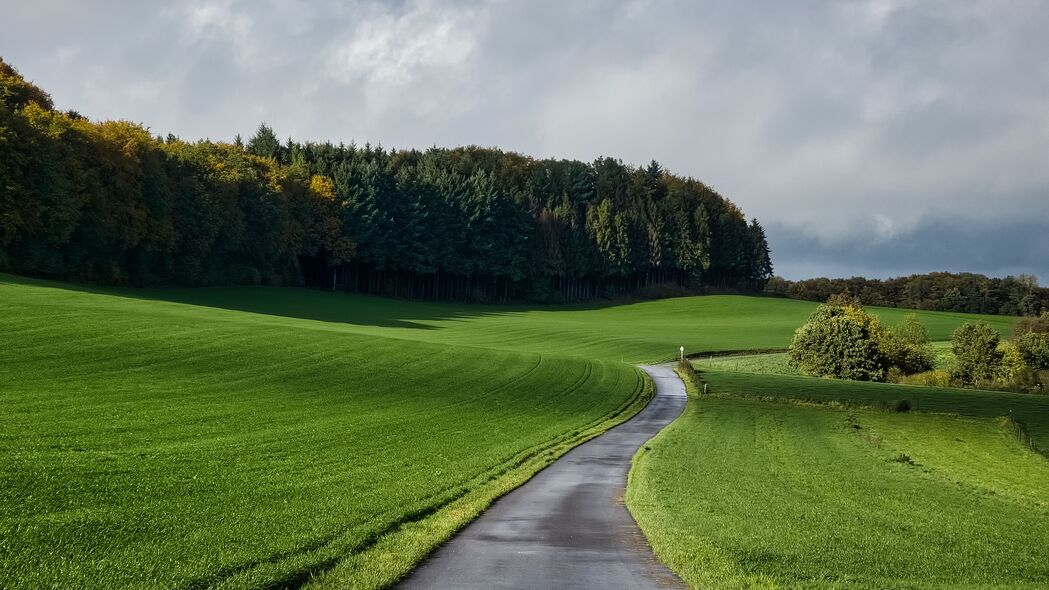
[4,0,1047,282]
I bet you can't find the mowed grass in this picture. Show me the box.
[700,369,1049,451]
[628,395,1049,589]
[0,276,647,589]
[12,275,1015,363]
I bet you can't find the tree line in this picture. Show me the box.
[766,272,1047,317]
[0,58,772,302]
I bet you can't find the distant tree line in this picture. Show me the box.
[0,59,773,302]
[766,272,1047,317]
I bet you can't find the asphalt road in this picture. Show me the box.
[396,364,687,590]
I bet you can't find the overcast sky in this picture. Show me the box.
[4,0,1047,282]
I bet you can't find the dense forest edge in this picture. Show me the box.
[0,58,772,303]
[767,273,1048,318]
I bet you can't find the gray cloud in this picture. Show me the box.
[770,214,1049,283]
[3,0,1047,282]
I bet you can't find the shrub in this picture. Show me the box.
[950,322,1003,386]
[1016,332,1049,370]
[899,370,951,387]
[881,338,935,375]
[977,369,1045,395]
[895,314,930,346]
[787,303,939,382]
[788,303,889,381]
[1012,311,1049,338]
[996,341,1029,382]
[886,366,904,383]
[895,399,912,413]
[678,358,700,383]
[878,315,935,376]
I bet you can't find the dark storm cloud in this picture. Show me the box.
[770,214,1049,283]
[3,0,1047,282]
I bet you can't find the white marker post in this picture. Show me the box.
[679,345,685,363]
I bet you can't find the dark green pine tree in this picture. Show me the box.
[747,218,773,288]
[246,123,281,161]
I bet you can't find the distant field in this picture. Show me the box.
[698,351,799,375]
[700,369,1049,451]
[700,341,954,377]
[0,275,646,589]
[629,395,1049,589]
[6,274,1016,363]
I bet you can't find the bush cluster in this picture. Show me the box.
[788,297,933,382]
[950,314,1048,393]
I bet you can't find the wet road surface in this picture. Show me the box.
[396,364,688,590]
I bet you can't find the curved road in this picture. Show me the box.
[397,364,687,590]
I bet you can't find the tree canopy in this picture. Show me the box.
[0,58,773,301]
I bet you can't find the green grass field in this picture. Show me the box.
[629,394,1049,589]
[699,352,799,375]
[0,275,649,589]
[699,369,1049,451]
[700,341,958,376]
[15,275,1014,362]
[0,273,1032,589]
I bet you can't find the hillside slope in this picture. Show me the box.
[0,275,645,589]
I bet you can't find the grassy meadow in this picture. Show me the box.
[700,342,963,376]
[0,275,648,589]
[628,394,1049,589]
[700,369,1049,451]
[0,272,1037,589]
[16,274,1015,362]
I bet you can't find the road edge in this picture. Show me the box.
[625,365,696,589]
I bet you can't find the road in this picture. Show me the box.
[396,364,687,590]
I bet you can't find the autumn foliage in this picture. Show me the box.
[0,58,772,300]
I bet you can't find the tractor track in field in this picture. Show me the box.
[395,364,687,590]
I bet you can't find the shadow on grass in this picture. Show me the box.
[0,272,639,331]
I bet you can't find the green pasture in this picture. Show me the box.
[0,273,1032,589]
[629,394,1049,589]
[698,352,798,375]
[5,274,1015,363]
[0,275,646,589]
[700,369,1049,451]
[699,341,959,379]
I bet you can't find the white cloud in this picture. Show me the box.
[325,0,486,114]
[330,8,478,85]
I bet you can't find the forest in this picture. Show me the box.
[0,58,772,302]
[765,272,1048,317]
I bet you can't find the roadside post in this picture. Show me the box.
[679,345,684,363]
